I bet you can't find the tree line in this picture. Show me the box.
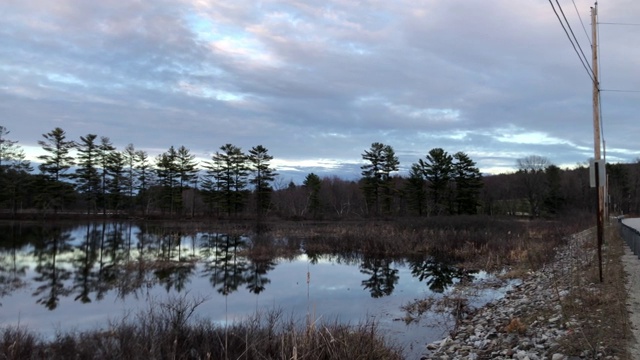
[1,125,638,219]
[0,126,277,218]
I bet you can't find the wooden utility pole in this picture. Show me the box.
[592,6,600,161]
[591,4,604,283]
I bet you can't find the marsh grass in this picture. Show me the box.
[275,216,589,272]
[0,294,403,360]
[132,216,588,273]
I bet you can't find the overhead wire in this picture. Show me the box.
[549,2,607,159]
[555,0,595,80]
[548,0,595,83]
[599,22,640,26]
[571,0,592,45]
[601,89,640,93]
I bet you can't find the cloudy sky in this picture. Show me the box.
[1,0,639,183]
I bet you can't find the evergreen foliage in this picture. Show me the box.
[5,124,640,219]
[360,142,399,215]
[74,134,101,215]
[248,145,277,218]
[453,152,483,215]
[303,173,322,218]
[37,128,76,212]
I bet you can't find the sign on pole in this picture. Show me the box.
[589,159,605,188]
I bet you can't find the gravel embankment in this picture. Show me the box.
[424,229,620,360]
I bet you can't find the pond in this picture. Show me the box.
[0,221,512,358]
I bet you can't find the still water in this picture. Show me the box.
[0,221,510,357]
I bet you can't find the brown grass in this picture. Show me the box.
[264,215,588,273]
[555,224,631,359]
[0,294,403,360]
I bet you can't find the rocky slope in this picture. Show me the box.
[424,229,621,360]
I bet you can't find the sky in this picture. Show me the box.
[1,0,639,184]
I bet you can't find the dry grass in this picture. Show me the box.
[554,224,631,359]
[268,216,589,273]
[0,294,403,360]
[130,216,590,275]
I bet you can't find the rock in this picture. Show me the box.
[422,232,606,360]
[426,342,439,350]
[548,315,562,323]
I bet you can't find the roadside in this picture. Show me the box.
[621,218,640,360]
[426,224,631,359]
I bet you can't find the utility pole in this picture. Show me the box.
[591,3,604,283]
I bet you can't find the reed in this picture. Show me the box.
[0,297,403,360]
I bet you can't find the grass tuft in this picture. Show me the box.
[0,295,403,360]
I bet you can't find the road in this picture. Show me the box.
[622,217,640,359]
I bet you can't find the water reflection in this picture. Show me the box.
[0,221,477,310]
[0,223,29,305]
[71,223,100,303]
[202,234,247,295]
[245,237,276,295]
[32,226,73,310]
[408,255,477,293]
[360,256,399,298]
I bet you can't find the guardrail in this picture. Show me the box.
[620,218,640,257]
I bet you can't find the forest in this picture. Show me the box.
[1,125,640,220]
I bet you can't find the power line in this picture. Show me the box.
[555,0,594,79]
[599,22,640,26]
[601,89,640,93]
[571,0,591,45]
[548,0,595,83]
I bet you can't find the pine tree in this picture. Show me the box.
[106,150,126,213]
[97,137,116,215]
[422,148,454,215]
[202,153,225,216]
[155,146,179,216]
[0,126,32,215]
[248,145,277,218]
[404,163,427,216]
[207,144,248,217]
[453,152,483,214]
[37,127,76,212]
[135,150,152,216]
[0,126,22,172]
[360,142,399,215]
[122,144,137,215]
[75,134,101,214]
[175,145,198,215]
[303,173,322,218]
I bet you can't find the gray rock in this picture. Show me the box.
[423,232,605,360]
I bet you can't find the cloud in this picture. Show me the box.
[1,0,639,183]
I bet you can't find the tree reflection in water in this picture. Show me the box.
[245,234,276,295]
[71,222,101,303]
[154,231,196,293]
[32,225,74,310]
[0,222,30,305]
[0,222,482,316]
[359,256,399,298]
[201,233,248,295]
[408,255,477,293]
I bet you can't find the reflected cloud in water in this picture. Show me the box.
[0,221,501,358]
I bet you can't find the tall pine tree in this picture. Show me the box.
[248,145,277,218]
[360,142,399,215]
